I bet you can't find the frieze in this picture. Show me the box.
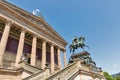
[1,0,67,45]
[0,6,65,49]
[0,1,66,49]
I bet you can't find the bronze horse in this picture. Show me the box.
[69,36,89,54]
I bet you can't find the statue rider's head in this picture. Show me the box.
[73,36,77,41]
[80,36,85,40]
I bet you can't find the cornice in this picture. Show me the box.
[1,0,68,45]
[79,70,105,79]
[0,12,63,50]
[0,1,67,49]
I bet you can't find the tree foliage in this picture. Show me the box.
[103,72,116,80]
[104,72,120,80]
[115,75,120,80]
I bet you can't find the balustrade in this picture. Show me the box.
[3,59,15,69]
[46,61,80,80]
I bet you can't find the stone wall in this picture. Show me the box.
[0,69,22,80]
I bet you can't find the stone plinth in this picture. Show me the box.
[71,51,90,60]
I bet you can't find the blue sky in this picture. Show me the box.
[7,0,120,74]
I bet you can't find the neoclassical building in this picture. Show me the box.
[0,0,106,80]
[0,0,67,78]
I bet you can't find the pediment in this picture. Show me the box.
[1,0,67,45]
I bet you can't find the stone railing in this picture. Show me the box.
[23,63,43,74]
[80,63,103,76]
[23,68,50,80]
[3,59,15,69]
[46,61,81,80]
[80,64,90,72]
[89,65,103,75]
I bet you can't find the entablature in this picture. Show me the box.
[1,0,67,46]
[0,1,66,50]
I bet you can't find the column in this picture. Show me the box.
[57,48,61,69]
[50,44,54,73]
[30,35,37,66]
[0,20,12,66]
[63,50,67,67]
[15,29,25,67]
[41,40,46,69]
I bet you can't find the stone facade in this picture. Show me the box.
[0,0,106,80]
[0,0,67,79]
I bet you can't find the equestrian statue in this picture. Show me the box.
[69,36,89,54]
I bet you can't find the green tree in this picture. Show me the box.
[115,75,120,80]
[103,72,116,80]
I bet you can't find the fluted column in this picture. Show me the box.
[0,20,12,66]
[15,29,25,67]
[57,48,61,69]
[63,50,67,67]
[41,40,46,69]
[30,35,37,66]
[50,44,54,73]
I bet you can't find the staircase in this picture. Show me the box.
[46,60,81,80]
[2,51,104,80]
[22,63,50,80]
[21,60,81,80]
[14,51,105,80]
[1,59,104,80]
[23,63,43,74]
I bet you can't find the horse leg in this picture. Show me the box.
[85,45,90,49]
[69,45,72,53]
[70,48,72,53]
[82,47,85,51]
[72,48,75,55]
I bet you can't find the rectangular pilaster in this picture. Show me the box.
[63,50,67,67]
[41,40,46,69]
[0,20,11,66]
[57,48,61,69]
[50,44,54,73]
[30,35,37,66]
[15,29,25,67]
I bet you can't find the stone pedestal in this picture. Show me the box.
[70,51,103,75]
[70,51,95,65]
[71,51,90,60]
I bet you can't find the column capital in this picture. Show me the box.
[42,39,47,43]
[51,43,54,46]
[32,33,38,38]
[5,20,13,26]
[21,28,26,33]
[49,42,54,47]
[57,46,61,50]
[63,49,66,52]
[63,50,66,54]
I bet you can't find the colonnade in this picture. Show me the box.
[0,20,67,73]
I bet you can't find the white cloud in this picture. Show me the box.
[112,64,119,68]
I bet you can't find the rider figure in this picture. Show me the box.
[72,36,78,49]
[84,55,92,64]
